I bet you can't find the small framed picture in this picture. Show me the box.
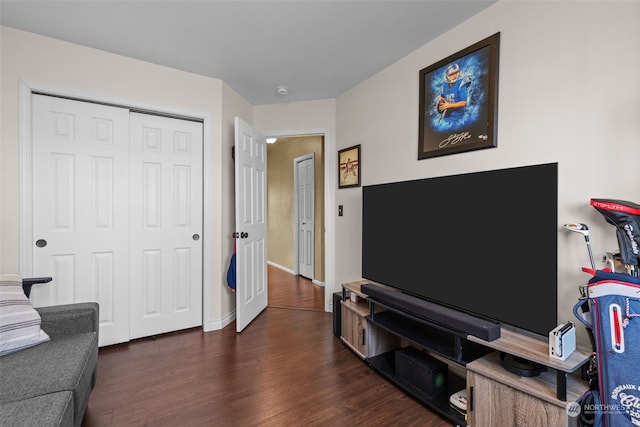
[338,144,360,188]
[418,33,500,160]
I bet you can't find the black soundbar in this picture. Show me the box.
[361,283,500,341]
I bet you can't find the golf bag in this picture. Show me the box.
[574,269,640,426]
[590,199,640,277]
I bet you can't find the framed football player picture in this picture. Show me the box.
[338,144,360,188]
[418,32,500,160]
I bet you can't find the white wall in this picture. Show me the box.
[0,26,233,329]
[333,0,639,349]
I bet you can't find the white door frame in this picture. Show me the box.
[18,80,215,331]
[265,130,333,313]
[293,152,314,279]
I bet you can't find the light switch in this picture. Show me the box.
[338,205,343,216]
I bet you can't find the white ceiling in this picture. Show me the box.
[0,0,495,105]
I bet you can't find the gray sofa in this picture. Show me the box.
[0,302,99,427]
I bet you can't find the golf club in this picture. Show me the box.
[563,223,596,269]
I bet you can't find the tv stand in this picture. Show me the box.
[341,280,590,427]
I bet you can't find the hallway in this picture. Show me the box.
[267,264,324,311]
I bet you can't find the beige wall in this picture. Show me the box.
[2,1,639,346]
[332,0,639,349]
[251,2,640,342]
[267,136,325,282]
[0,26,245,330]
[254,2,640,347]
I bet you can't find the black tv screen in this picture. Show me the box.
[362,163,557,337]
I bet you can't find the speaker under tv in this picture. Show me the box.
[361,283,500,341]
[361,163,558,338]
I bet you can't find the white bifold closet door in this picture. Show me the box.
[31,95,203,346]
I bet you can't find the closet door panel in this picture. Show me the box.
[32,94,131,346]
[129,112,203,339]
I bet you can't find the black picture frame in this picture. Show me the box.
[338,144,361,188]
[418,32,500,160]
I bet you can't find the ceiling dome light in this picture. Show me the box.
[276,85,289,96]
[266,137,277,144]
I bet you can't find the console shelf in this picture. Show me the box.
[364,294,490,426]
[368,350,467,426]
[339,281,399,359]
[340,280,591,427]
[468,327,589,401]
[367,303,492,365]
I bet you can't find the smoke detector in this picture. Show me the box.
[276,85,289,96]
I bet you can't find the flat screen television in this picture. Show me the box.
[362,162,558,337]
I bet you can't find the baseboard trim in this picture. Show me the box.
[267,261,295,275]
[205,310,235,331]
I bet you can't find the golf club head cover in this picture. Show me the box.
[590,199,640,268]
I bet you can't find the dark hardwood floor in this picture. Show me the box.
[81,266,450,426]
[266,264,325,311]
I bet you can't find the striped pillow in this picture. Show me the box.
[0,274,50,356]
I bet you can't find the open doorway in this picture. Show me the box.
[266,135,325,311]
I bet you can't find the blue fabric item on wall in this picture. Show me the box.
[226,252,236,292]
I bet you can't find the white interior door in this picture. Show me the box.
[234,117,267,332]
[31,95,131,346]
[129,112,203,339]
[296,154,314,279]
